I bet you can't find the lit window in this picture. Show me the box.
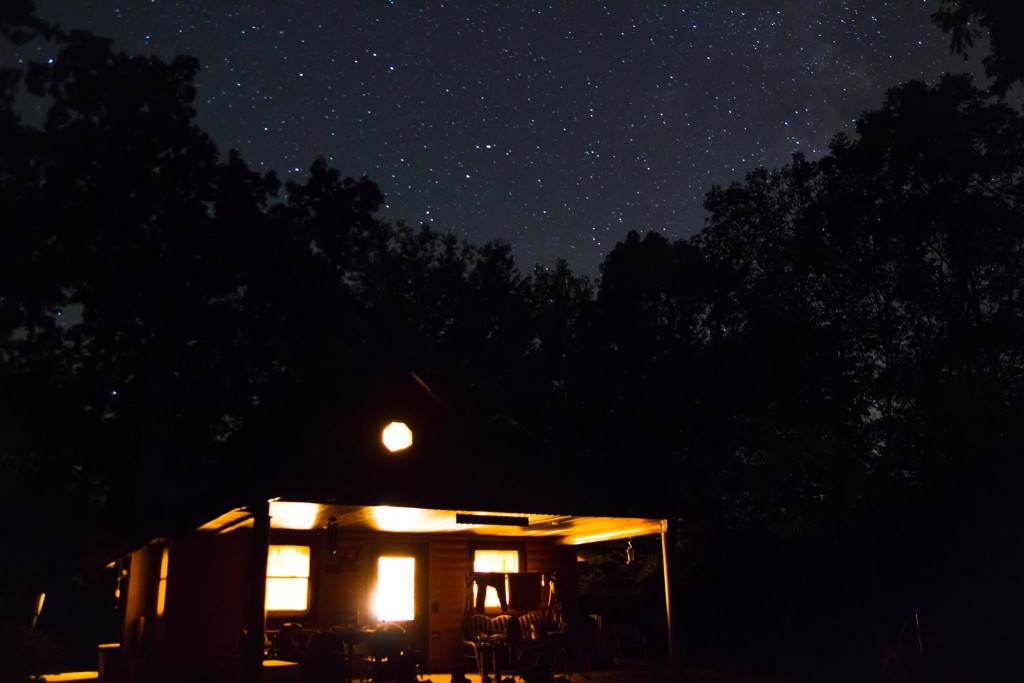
[473,550,520,609]
[266,545,310,612]
[156,547,170,617]
[373,556,415,621]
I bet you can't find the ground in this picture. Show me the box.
[420,668,784,683]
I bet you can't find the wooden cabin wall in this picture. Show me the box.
[427,536,470,672]
[120,531,249,681]
[289,529,434,664]
[424,537,579,671]
[122,542,159,672]
[163,529,249,671]
[314,529,365,626]
[257,529,577,673]
[135,528,578,676]
[526,540,580,614]
[260,528,468,672]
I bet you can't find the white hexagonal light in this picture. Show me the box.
[382,421,413,453]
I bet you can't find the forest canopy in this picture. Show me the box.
[2,3,1024,680]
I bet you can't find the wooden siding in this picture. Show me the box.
[428,536,471,672]
[145,527,574,679]
[315,531,366,625]
[527,540,579,613]
[122,542,159,669]
[164,531,248,666]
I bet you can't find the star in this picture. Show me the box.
[14,0,983,275]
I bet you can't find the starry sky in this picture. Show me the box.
[12,1,981,275]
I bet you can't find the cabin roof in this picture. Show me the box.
[133,369,675,555]
[196,500,664,545]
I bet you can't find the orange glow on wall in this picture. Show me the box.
[266,545,310,612]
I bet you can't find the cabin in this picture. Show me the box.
[117,500,668,682]
[105,372,674,682]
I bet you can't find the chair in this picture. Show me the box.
[304,630,349,683]
[366,623,417,683]
[270,622,309,662]
[460,572,565,681]
[460,613,502,678]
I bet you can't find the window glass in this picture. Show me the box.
[473,550,520,573]
[266,545,310,612]
[156,547,170,617]
[374,556,415,621]
[473,550,520,608]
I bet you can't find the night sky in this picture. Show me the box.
[12,1,980,275]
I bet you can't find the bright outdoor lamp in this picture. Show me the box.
[382,421,413,452]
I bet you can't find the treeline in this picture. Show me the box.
[2,2,1023,680]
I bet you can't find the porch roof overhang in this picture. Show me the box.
[197,500,665,545]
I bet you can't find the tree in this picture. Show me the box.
[0,14,451,643]
[0,24,288,617]
[0,13,547,622]
[933,0,1024,96]
[581,73,1024,678]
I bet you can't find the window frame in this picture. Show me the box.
[469,541,526,570]
[265,543,312,615]
[470,543,525,611]
[156,545,170,618]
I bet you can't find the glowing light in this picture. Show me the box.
[473,550,520,608]
[33,674,98,681]
[373,556,415,621]
[382,422,413,452]
[31,593,45,629]
[266,545,310,612]
[371,506,433,532]
[570,527,650,545]
[269,501,321,530]
[156,547,169,617]
[474,550,520,573]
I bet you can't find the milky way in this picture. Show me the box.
[11,1,980,274]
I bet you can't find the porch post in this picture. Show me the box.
[241,499,270,683]
[660,519,678,680]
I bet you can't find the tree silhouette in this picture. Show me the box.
[0,13,550,625]
[581,73,1024,678]
[4,2,1024,679]
[1,24,290,625]
[934,0,1024,96]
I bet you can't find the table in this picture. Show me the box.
[329,625,376,682]
[474,632,509,682]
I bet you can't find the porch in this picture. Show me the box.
[116,499,673,683]
[37,666,786,683]
[418,670,780,683]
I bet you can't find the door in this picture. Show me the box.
[370,543,428,665]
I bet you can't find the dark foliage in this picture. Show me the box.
[585,75,1024,680]
[934,0,1024,96]
[3,4,1024,681]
